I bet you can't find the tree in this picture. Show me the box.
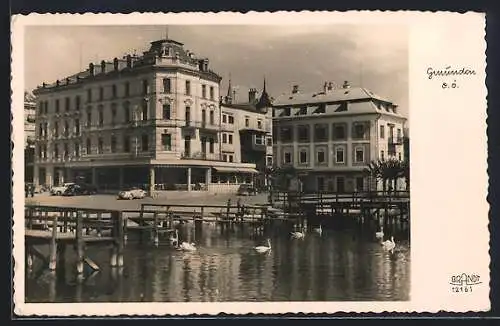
[365,158,405,194]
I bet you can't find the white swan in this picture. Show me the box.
[375,226,384,240]
[381,236,396,252]
[291,227,306,239]
[254,239,272,253]
[313,224,323,235]
[179,241,197,252]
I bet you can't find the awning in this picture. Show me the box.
[213,167,259,174]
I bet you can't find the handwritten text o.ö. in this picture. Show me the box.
[427,66,476,80]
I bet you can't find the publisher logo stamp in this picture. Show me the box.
[450,273,482,293]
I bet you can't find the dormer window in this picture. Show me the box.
[298,106,307,115]
[335,102,348,112]
[314,103,326,114]
[281,107,291,117]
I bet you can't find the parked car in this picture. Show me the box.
[62,183,97,196]
[237,184,258,196]
[50,183,76,196]
[117,187,147,200]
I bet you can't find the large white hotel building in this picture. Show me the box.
[32,37,272,194]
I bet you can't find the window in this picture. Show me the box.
[202,85,207,98]
[123,136,130,152]
[162,104,171,120]
[228,115,234,124]
[284,152,292,164]
[280,127,293,142]
[228,155,233,162]
[112,85,117,98]
[111,104,117,125]
[63,121,69,136]
[55,99,60,113]
[86,138,91,155]
[245,117,250,127]
[75,143,80,157]
[398,152,402,161]
[355,147,365,163]
[210,111,215,124]
[228,134,233,144]
[142,80,149,95]
[162,134,172,151]
[163,78,171,93]
[63,143,69,159]
[123,102,130,123]
[222,133,227,143]
[282,107,291,116]
[87,89,92,102]
[257,120,262,129]
[209,138,214,153]
[380,125,385,139]
[98,106,104,126]
[335,147,344,163]
[99,87,104,101]
[142,100,148,120]
[141,134,149,151]
[297,125,310,142]
[353,123,367,139]
[255,135,263,145]
[381,150,385,160]
[124,82,130,97]
[314,103,326,114]
[266,156,273,166]
[75,96,81,111]
[98,138,103,154]
[54,121,59,137]
[397,128,402,141]
[267,137,273,146]
[299,106,307,115]
[356,177,364,191]
[299,150,308,164]
[54,144,59,159]
[110,136,117,153]
[222,114,227,123]
[222,154,227,162]
[185,80,191,95]
[317,150,325,163]
[332,124,346,140]
[85,109,91,127]
[210,86,214,100]
[314,124,328,142]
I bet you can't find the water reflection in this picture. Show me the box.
[26,221,410,302]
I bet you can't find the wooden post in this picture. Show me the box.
[123,214,128,245]
[153,211,159,247]
[26,245,33,271]
[48,214,58,271]
[117,212,124,267]
[75,211,85,277]
[226,199,231,222]
[96,212,102,237]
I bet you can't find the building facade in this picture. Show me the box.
[33,38,259,194]
[219,79,273,188]
[272,81,407,193]
[24,92,36,183]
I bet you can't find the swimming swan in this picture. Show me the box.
[254,239,272,253]
[375,226,384,240]
[381,236,396,252]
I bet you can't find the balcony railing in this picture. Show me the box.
[181,151,222,161]
[388,136,404,145]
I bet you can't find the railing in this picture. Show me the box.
[181,151,223,161]
[388,136,404,145]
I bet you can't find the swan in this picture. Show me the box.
[375,226,384,240]
[291,227,306,239]
[254,239,272,253]
[179,241,197,252]
[381,236,396,252]
[313,224,323,235]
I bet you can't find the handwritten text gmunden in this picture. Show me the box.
[426,66,476,80]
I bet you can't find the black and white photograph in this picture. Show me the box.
[12,12,489,315]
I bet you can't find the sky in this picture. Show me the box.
[25,25,408,118]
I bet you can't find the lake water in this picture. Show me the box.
[25,221,410,302]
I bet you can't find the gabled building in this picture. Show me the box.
[32,37,259,194]
[24,92,36,183]
[219,78,273,188]
[272,81,407,193]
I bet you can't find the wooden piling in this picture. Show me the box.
[117,212,124,267]
[48,215,58,271]
[153,211,159,247]
[75,211,85,276]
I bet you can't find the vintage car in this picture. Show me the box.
[117,187,147,200]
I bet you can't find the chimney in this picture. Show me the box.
[342,80,351,89]
[113,58,119,71]
[101,60,106,73]
[42,82,46,88]
[56,80,60,86]
[249,88,257,103]
[66,78,70,85]
[327,82,334,91]
[126,55,132,68]
[292,85,299,94]
[323,82,328,93]
[203,59,209,72]
[89,63,94,76]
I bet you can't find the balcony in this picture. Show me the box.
[181,151,222,161]
[199,120,219,132]
[388,136,404,145]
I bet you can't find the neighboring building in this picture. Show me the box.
[272,81,407,193]
[32,37,259,194]
[219,78,273,188]
[24,92,36,183]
